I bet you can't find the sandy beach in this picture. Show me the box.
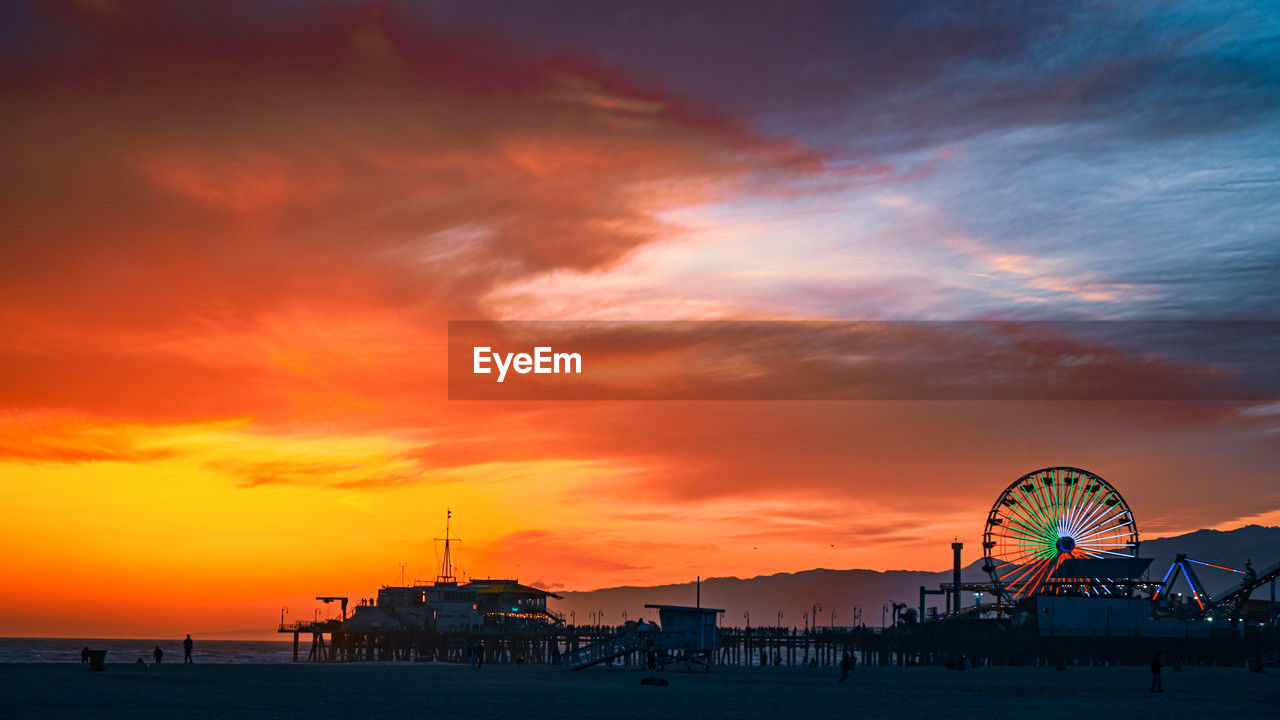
[1,662,1275,719]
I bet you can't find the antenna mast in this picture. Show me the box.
[435,509,459,584]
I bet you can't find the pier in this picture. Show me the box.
[279,617,1278,669]
[282,479,1279,670]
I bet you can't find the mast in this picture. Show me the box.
[435,509,459,584]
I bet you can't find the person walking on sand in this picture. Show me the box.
[1150,651,1164,693]
[838,651,855,684]
[183,634,194,664]
[80,647,89,664]
[153,646,163,664]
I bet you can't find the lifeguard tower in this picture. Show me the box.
[644,604,723,671]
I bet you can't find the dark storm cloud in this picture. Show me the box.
[414,0,1280,155]
[398,0,1280,325]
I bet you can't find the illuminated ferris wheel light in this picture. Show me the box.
[982,467,1139,599]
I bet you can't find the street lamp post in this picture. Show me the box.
[777,611,783,628]
[882,603,888,629]
[812,603,823,631]
[853,604,862,627]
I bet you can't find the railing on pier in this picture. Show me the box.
[562,631,642,670]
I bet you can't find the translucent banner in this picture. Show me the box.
[447,321,1280,401]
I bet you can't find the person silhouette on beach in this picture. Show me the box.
[1150,651,1164,692]
[838,651,854,684]
[183,634,194,663]
[476,641,485,669]
[153,646,163,664]
[80,647,89,663]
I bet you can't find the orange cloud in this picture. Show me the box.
[1,1,839,427]
[0,413,176,463]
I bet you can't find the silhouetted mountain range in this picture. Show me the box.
[550,525,1280,628]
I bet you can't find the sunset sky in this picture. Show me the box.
[2,1,1278,638]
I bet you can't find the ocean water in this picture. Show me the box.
[0,638,296,664]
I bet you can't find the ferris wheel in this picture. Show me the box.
[982,467,1139,600]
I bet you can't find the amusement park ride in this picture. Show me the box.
[1152,554,1280,620]
[941,466,1280,625]
[983,466,1146,603]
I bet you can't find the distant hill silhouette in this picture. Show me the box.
[550,525,1280,629]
